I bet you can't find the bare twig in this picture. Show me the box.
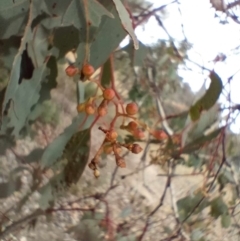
[137,161,172,241]
[146,67,173,136]
[0,209,44,240]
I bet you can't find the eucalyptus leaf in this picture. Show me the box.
[112,0,139,49]
[40,114,94,168]
[181,128,222,154]
[177,191,208,222]
[221,213,231,228]
[76,0,127,69]
[3,63,50,137]
[210,196,228,218]
[0,0,29,39]
[100,57,113,88]
[39,128,92,209]
[189,71,222,121]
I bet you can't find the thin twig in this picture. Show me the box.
[137,161,172,241]
[0,209,44,240]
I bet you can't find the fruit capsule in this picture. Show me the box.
[88,162,96,170]
[128,121,138,131]
[133,129,145,139]
[65,65,79,77]
[106,130,118,142]
[152,130,168,140]
[85,104,95,115]
[82,63,95,78]
[126,102,138,115]
[98,106,107,116]
[103,88,115,101]
[131,143,143,154]
[94,169,100,178]
[116,156,126,168]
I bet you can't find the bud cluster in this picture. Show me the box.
[88,127,143,178]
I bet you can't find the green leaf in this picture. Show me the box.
[1,2,55,136]
[27,25,51,67]
[112,0,139,49]
[2,62,50,137]
[186,155,204,169]
[177,191,208,222]
[1,2,34,118]
[28,56,58,122]
[189,71,222,121]
[60,0,85,30]
[117,236,136,241]
[52,26,80,59]
[217,170,235,190]
[210,196,228,218]
[81,211,104,221]
[191,229,205,241]
[122,41,148,67]
[44,0,115,60]
[63,128,92,185]
[162,226,172,235]
[39,173,63,209]
[76,0,127,69]
[61,0,113,30]
[0,0,29,39]
[40,114,94,168]
[120,206,132,218]
[39,128,92,209]
[43,0,72,16]
[83,0,114,27]
[41,0,84,30]
[185,105,219,145]
[181,128,222,154]
[100,57,113,88]
[67,211,104,241]
[221,213,231,228]
[158,54,169,67]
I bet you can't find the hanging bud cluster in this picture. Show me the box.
[65,60,177,178]
[88,126,143,178]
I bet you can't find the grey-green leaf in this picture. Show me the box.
[189,71,222,121]
[39,128,92,209]
[76,0,127,69]
[40,114,94,168]
[0,0,29,39]
[221,213,231,228]
[112,0,139,49]
[210,196,228,218]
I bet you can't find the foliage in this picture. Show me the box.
[0,0,239,241]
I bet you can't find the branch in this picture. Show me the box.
[227,0,240,10]
[147,67,173,136]
[134,0,177,28]
[169,161,190,240]
[137,160,172,241]
[0,209,44,240]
